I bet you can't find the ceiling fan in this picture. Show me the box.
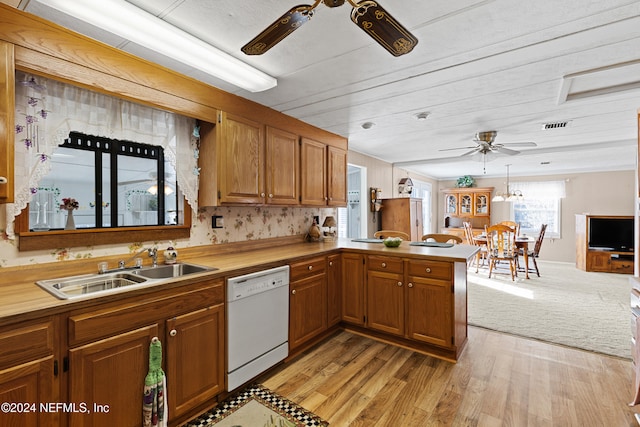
[241,0,418,57]
[440,131,537,158]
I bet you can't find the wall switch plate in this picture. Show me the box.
[212,215,224,228]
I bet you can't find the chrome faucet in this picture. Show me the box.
[99,246,158,273]
[148,247,158,267]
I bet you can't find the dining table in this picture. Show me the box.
[472,234,536,279]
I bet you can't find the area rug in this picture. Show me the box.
[182,383,328,427]
[467,260,631,359]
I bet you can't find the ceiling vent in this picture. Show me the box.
[542,121,570,130]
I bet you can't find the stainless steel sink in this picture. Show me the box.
[36,263,216,300]
[133,263,214,279]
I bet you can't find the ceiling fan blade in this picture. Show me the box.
[350,1,418,57]
[242,5,314,55]
[501,141,537,148]
[493,146,520,156]
[438,145,478,152]
[460,148,483,157]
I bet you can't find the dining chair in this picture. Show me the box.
[485,224,518,280]
[374,230,410,240]
[421,233,463,244]
[463,221,487,272]
[519,224,547,277]
[499,220,520,236]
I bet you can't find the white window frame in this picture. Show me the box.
[509,181,565,239]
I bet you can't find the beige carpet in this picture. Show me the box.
[467,260,631,358]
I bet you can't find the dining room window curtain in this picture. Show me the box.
[510,180,566,200]
[6,71,199,239]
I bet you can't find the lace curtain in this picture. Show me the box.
[510,180,566,200]
[6,72,199,239]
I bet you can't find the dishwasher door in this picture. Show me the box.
[227,266,289,391]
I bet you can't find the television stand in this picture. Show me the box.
[576,214,634,274]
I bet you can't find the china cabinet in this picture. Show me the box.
[441,187,494,242]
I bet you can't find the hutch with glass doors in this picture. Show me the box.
[441,187,494,243]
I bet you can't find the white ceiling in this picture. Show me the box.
[16,0,640,179]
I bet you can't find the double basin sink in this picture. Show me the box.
[36,263,216,300]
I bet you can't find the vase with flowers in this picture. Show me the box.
[60,197,79,230]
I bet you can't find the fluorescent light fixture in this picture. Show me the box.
[34,0,277,92]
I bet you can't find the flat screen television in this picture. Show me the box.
[588,217,634,252]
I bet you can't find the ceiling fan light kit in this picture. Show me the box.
[242,0,418,57]
[492,164,524,203]
[33,0,277,92]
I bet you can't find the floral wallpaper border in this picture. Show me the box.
[0,206,336,268]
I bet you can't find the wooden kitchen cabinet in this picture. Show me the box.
[289,256,328,351]
[381,198,423,241]
[0,41,14,204]
[166,304,225,419]
[300,137,347,207]
[442,187,494,242]
[0,318,57,427]
[341,252,365,326]
[265,126,299,205]
[327,254,342,327]
[67,280,224,426]
[366,255,404,336]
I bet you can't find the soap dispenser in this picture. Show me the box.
[164,241,178,265]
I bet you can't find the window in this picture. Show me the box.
[510,181,565,238]
[29,132,181,231]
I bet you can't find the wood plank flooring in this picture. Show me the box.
[261,327,638,426]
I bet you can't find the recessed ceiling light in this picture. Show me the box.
[361,122,376,129]
[415,112,429,121]
[541,161,551,165]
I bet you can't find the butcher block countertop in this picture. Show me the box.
[0,237,478,324]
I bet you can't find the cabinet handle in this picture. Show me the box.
[425,267,431,273]
[0,176,7,184]
[397,281,403,287]
[308,265,313,270]
[292,289,296,295]
[169,329,177,337]
[408,283,413,288]
[381,262,387,268]
[268,194,273,198]
[329,261,333,266]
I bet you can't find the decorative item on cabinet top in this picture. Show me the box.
[456,175,475,188]
[398,177,413,196]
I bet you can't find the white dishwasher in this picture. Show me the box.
[226,265,289,391]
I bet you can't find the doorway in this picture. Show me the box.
[338,164,367,238]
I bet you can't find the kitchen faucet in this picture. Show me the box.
[99,246,158,273]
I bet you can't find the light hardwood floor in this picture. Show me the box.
[261,327,637,426]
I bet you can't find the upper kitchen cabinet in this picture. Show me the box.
[0,41,14,204]
[300,138,347,207]
[199,114,301,206]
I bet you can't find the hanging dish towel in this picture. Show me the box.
[143,337,168,427]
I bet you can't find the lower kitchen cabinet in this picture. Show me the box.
[367,255,404,336]
[341,252,365,326]
[0,318,57,427]
[327,254,342,327]
[166,304,224,419]
[66,280,224,426]
[68,325,159,427]
[289,256,327,351]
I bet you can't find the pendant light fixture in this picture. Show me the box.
[492,164,524,202]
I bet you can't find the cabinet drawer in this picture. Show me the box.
[408,259,452,281]
[290,256,326,281]
[0,319,54,368]
[68,280,223,346]
[611,259,633,274]
[367,256,403,274]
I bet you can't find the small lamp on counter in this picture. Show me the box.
[322,216,337,241]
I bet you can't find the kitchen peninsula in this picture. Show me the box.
[0,237,477,426]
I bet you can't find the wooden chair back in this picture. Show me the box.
[499,220,520,236]
[421,233,462,244]
[462,222,475,245]
[531,224,547,256]
[374,230,410,240]
[485,224,518,258]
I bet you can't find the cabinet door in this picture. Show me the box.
[459,194,473,216]
[166,304,225,419]
[265,126,299,205]
[0,357,55,427]
[0,41,14,204]
[367,271,404,336]
[444,193,458,214]
[406,277,452,348]
[411,199,423,241]
[341,253,365,325]
[68,324,159,427]
[290,274,327,350]
[218,112,264,204]
[587,252,611,272]
[300,137,327,206]
[327,146,347,206]
[327,254,342,327]
[474,192,490,216]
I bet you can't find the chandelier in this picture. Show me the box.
[492,164,524,202]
